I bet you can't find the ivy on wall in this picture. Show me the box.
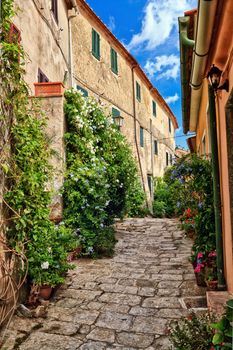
[0,0,75,287]
[63,90,146,256]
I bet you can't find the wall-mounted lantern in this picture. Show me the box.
[207,64,229,92]
[112,107,124,128]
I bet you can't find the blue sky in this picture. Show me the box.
[86,0,197,148]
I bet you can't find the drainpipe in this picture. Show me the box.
[208,84,225,289]
[68,3,78,88]
[189,0,218,131]
[131,66,149,209]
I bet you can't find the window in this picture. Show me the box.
[76,85,88,97]
[140,127,144,147]
[147,175,153,196]
[136,81,141,102]
[9,23,21,43]
[202,135,206,156]
[112,107,120,118]
[92,29,100,60]
[152,100,157,117]
[154,140,158,155]
[166,151,169,166]
[38,68,49,83]
[170,154,173,165]
[51,0,58,23]
[111,47,118,74]
[169,118,172,133]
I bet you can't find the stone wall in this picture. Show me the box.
[71,3,177,204]
[13,0,72,91]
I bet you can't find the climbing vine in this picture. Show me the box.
[0,0,74,287]
[63,90,146,256]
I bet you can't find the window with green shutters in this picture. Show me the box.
[152,100,157,116]
[154,140,158,155]
[136,81,141,102]
[92,29,100,60]
[111,47,118,74]
[166,152,169,166]
[140,127,144,147]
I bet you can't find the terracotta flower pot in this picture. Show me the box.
[206,280,218,291]
[39,285,53,300]
[34,82,65,97]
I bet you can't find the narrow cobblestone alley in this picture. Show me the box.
[5,218,206,349]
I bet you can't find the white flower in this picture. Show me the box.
[48,247,52,253]
[41,261,49,270]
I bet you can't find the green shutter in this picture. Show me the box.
[111,48,118,74]
[169,118,172,133]
[92,29,100,60]
[76,85,88,97]
[140,127,144,147]
[152,101,156,116]
[136,82,141,101]
[112,107,120,117]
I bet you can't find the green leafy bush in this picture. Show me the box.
[170,311,214,350]
[210,299,233,349]
[63,90,145,256]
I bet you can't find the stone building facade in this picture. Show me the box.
[11,0,178,207]
[71,0,178,204]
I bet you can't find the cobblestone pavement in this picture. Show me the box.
[4,218,206,349]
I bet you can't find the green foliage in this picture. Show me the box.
[210,300,233,349]
[63,90,145,255]
[1,0,74,286]
[153,177,177,217]
[170,311,215,350]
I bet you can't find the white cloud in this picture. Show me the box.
[164,93,179,104]
[107,16,116,32]
[127,0,196,51]
[144,54,180,80]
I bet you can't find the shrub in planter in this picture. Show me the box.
[170,311,215,350]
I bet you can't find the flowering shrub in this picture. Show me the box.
[63,90,145,255]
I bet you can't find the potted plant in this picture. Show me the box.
[193,252,206,287]
[205,251,217,290]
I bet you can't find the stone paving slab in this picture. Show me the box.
[3,218,206,349]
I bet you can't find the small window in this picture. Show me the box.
[170,154,173,165]
[147,175,152,196]
[76,85,88,97]
[152,100,157,117]
[111,47,118,74]
[202,135,206,156]
[136,82,141,102]
[169,118,172,133]
[92,29,100,60]
[51,0,58,23]
[154,140,158,155]
[140,127,144,147]
[166,151,169,166]
[38,68,49,83]
[9,23,21,44]
[112,107,120,117]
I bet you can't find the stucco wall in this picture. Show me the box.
[37,95,66,222]
[13,0,70,92]
[71,7,176,203]
[195,80,210,156]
